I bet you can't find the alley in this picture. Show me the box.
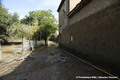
[0,42,117,80]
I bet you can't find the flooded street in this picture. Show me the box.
[0,42,113,80]
[2,41,37,57]
[2,44,22,60]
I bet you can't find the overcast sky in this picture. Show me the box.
[1,0,61,22]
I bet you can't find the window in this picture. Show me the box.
[62,0,66,14]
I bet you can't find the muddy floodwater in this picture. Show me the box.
[2,41,36,57]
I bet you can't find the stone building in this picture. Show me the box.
[57,0,120,74]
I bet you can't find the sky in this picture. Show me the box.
[1,0,61,22]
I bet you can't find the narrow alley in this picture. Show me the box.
[0,42,117,80]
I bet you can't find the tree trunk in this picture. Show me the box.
[44,37,48,46]
[22,36,25,54]
[35,40,37,47]
[0,43,2,62]
[29,38,32,51]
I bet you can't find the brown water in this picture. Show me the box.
[2,44,22,59]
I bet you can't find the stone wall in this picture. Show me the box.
[60,1,120,74]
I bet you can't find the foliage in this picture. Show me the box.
[25,25,38,40]
[0,3,19,43]
[0,3,9,42]
[9,23,27,38]
[20,9,58,45]
[39,23,57,40]
[8,12,19,26]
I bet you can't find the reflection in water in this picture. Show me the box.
[19,42,36,50]
[25,42,35,50]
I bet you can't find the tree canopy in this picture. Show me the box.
[0,3,19,43]
[21,10,58,45]
[0,3,9,42]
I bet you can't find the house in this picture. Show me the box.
[57,0,120,74]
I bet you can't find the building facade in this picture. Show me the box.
[57,0,120,74]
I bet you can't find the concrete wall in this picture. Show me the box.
[59,0,81,30]
[59,0,70,43]
[59,0,69,29]
[70,0,119,25]
[60,0,120,74]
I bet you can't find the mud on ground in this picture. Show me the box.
[0,42,112,80]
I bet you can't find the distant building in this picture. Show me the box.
[57,0,120,74]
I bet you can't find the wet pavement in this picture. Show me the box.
[0,42,118,80]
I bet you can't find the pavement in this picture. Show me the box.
[0,42,118,80]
